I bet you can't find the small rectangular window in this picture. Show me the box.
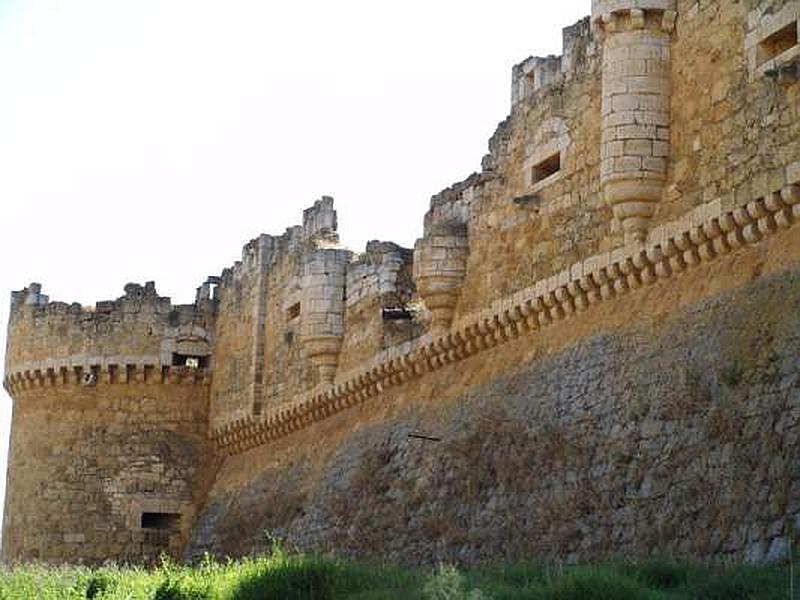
[382,307,412,321]
[286,302,301,321]
[532,152,561,185]
[172,353,208,368]
[140,512,181,530]
[758,21,798,66]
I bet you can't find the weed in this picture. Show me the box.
[423,564,489,600]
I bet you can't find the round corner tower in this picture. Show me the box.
[2,282,217,564]
[592,0,677,241]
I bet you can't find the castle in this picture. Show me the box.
[4,0,800,565]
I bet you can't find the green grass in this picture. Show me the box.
[0,551,796,599]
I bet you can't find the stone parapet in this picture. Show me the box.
[4,282,216,376]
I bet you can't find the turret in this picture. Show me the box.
[300,248,351,385]
[593,0,677,241]
[413,223,469,335]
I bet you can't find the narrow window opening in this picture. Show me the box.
[532,152,561,184]
[286,302,301,321]
[172,353,208,368]
[140,512,181,530]
[758,21,798,66]
[382,307,412,321]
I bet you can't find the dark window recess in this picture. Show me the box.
[758,21,798,66]
[532,152,561,184]
[172,353,208,368]
[140,512,181,530]
[286,302,301,321]
[512,193,542,211]
[382,307,412,321]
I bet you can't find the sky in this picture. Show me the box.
[0,0,589,529]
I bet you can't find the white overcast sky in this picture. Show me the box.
[0,1,588,524]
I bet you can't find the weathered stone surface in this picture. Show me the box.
[3,0,800,566]
[189,259,800,564]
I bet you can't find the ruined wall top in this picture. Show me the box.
[5,280,216,377]
[510,16,595,112]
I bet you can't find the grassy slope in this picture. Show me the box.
[0,550,796,599]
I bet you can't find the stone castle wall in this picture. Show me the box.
[4,0,800,565]
[189,229,800,564]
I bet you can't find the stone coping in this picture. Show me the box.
[209,167,800,456]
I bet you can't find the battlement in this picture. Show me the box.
[5,281,216,378]
[8,280,210,322]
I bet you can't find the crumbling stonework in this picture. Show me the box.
[4,0,800,565]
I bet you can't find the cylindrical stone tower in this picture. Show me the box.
[593,0,677,240]
[2,283,216,564]
[300,248,351,385]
